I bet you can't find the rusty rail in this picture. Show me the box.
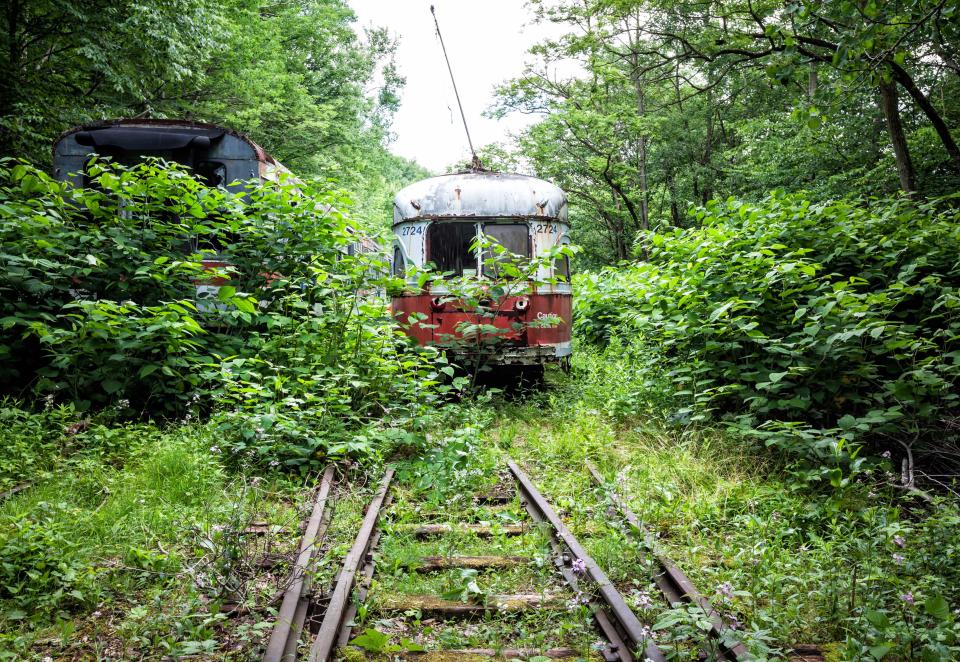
[586,462,748,661]
[508,460,666,662]
[262,465,336,662]
[306,468,394,662]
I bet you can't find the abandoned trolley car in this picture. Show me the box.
[391,171,572,369]
[53,119,293,191]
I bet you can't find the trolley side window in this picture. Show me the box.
[392,245,405,276]
[554,240,571,281]
[482,223,530,278]
[427,222,477,275]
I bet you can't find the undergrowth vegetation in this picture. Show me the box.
[575,193,960,481]
[0,160,449,470]
[497,383,960,661]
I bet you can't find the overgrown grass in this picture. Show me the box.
[0,415,313,660]
[496,370,960,660]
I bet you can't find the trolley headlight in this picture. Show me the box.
[430,297,445,311]
[515,297,530,312]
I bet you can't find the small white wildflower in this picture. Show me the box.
[633,590,654,609]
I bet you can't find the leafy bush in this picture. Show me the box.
[574,193,960,465]
[0,159,447,466]
[0,404,78,491]
[0,502,99,620]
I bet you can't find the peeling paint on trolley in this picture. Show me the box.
[391,171,572,367]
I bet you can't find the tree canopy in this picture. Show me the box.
[0,0,425,228]
[491,0,960,265]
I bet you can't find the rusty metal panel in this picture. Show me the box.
[52,119,282,194]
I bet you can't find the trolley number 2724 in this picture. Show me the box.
[534,223,559,234]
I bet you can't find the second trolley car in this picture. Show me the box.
[391,171,572,370]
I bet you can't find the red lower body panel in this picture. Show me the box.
[391,294,571,364]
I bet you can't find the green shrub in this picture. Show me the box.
[574,193,960,463]
[0,160,448,465]
[0,502,98,620]
[0,404,76,491]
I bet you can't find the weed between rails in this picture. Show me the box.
[494,376,960,660]
[351,478,604,656]
[3,369,960,660]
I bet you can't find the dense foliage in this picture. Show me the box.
[575,193,960,473]
[0,0,425,230]
[492,0,960,266]
[0,161,447,468]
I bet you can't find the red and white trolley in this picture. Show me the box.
[391,171,572,371]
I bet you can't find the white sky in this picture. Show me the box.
[348,0,565,173]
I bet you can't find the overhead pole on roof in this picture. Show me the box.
[430,4,483,170]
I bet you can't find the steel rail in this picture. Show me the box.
[280,502,334,661]
[306,468,394,662]
[586,462,748,661]
[262,465,336,662]
[508,460,666,662]
[334,492,393,650]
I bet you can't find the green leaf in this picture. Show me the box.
[349,629,389,653]
[924,595,950,621]
[102,379,123,394]
[399,639,426,653]
[232,297,256,314]
[865,610,890,629]
[869,643,892,660]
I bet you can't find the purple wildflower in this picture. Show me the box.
[638,625,655,641]
[893,535,905,548]
[727,615,740,631]
[902,592,915,605]
[718,582,735,599]
[881,450,891,458]
[893,553,905,564]
[571,557,587,575]
[633,590,654,609]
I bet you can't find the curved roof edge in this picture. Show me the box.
[393,171,568,225]
[53,119,278,165]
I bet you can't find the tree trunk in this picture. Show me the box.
[890,61,960,176]
[628,54,650,231]
[630,24,650,230]
[879,81,917,195]
[1,0,22,157]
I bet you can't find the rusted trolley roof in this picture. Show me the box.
[393,171,568,225]
[53,118,283,165]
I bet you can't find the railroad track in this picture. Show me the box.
[261,461,755,661]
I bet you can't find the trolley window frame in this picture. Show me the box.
[425,219,535,279]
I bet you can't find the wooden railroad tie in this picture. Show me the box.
[413,555,528,571]
[377,593,566,614]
